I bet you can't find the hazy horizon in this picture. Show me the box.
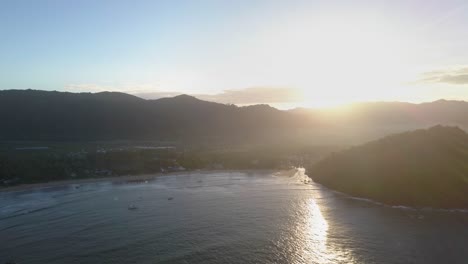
[3,88,467,110]
[2,0,468,107]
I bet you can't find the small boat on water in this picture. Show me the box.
[128,204,138,210]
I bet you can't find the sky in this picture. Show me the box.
[2,0,468,108]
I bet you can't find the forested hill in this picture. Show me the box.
[308,125,468,209]
[0,90,301,143]
[3,89,468,144]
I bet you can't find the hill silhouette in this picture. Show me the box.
[0,89,300,143]
[3,89,468,144]
[308,125,468,209]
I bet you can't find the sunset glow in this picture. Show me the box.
[2,0,468,107]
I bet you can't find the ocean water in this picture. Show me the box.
[0,169,467,264]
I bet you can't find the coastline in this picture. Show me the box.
[0,169,278,193]
[272,168,301,177]
[310,178,468,212]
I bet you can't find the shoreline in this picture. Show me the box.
[311,179,468,212]
[0,169,279,193]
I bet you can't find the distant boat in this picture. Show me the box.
[128,204,138,210]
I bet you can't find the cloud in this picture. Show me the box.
[418,66,468,85]
[64,84,115,93]
[194,87,303,104]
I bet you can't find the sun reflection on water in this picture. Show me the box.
[293,198,356,264]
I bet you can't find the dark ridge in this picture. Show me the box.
[308,125,468,209]
[0,89,299,143]
[172,94,199,101]
[3,89,468,145]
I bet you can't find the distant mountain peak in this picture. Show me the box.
[425,124,466,135]
[430,99,466,105]
[172,94,200,101]
[93,91,143,101]
[240,104,279,112]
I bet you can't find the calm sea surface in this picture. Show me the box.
[1,169,467,264]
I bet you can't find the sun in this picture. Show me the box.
[277,15,416,108]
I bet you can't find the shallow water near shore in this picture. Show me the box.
[1,169,467,264]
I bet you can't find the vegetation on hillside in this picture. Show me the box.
[308,125,468,209]
[0,142,338,186]
[3,90,468,145]
[0,90,303,144]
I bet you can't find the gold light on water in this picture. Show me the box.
[302,199,332,263]
[296,198,356,264]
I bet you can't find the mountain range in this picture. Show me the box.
[1,89,468,144]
